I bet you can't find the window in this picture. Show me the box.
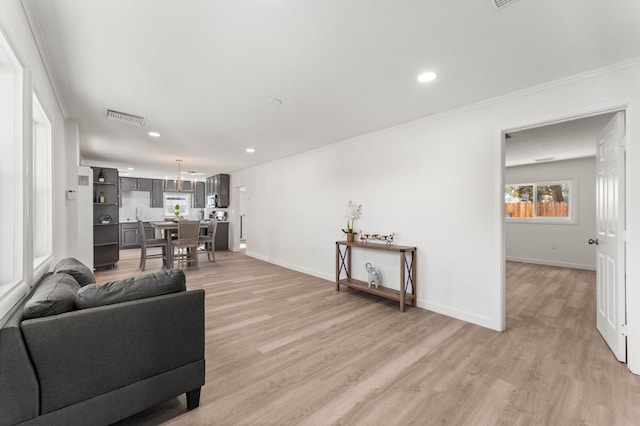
[505,180,575,222]
[32,94,53,269]
[164,192,192,218]
[0,29,25,315]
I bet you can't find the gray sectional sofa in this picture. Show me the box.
[0,258,205,426]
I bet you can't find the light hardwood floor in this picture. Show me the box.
[100,250,640,425]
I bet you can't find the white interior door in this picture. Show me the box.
[594,111,626,362]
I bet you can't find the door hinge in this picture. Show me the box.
[621,324,628,336]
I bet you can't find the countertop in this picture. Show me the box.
[120,219,230,224]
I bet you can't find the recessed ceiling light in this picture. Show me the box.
[246,148,255,153]
[127,167,134,171]
[119,172,129,176]
[417,72,437,83]
[148,131,160,137]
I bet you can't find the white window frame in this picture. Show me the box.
[32,93,53,270]
[505,178,578,225]
[0,28,26,317]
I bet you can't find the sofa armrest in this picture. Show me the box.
[0,301,40,426]
[20,289,205,415]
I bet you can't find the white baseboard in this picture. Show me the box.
[506,256,596,271]
[244,250,334,282]
[418,298,502,331]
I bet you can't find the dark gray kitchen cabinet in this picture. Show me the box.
[121,224,139,248]
[215,222,229,250]
[151,179,163,208]
[194,181,206,208]
[120,177,137,191]
[120,177,152,191]
[137,178,152,191]
[207,174,230,207]
[120,222,154,249]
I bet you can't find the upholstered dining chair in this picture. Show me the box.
[138,220,168,271]
[171,220,201,269]
[197,219,218,262]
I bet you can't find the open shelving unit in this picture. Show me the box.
[93,167,119,269]
[335,240,417,312]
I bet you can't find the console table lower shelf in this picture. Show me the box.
[335,240,417,312]
[336,278,416,306]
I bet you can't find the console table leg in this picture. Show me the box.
[400,252,406,312]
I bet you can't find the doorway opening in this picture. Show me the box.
[502,109,626,362]
[238,186,248,250]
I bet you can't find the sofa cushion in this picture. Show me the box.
[77,269,186,309]
[23,273,81,320]
[53,257,96,287]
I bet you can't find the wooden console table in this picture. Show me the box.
[335,240,417,312]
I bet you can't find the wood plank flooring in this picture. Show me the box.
[97,250,640,425]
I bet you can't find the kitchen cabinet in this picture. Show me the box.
[93,167,119,269]
[137,178,152,190]
[164,179,193,192]
[215,222,229,250]
[120,222,155,249]
[194,181,206,208]
[206,174,230,207]
[206,176,214,196]
[120,177,152,191]
[151,179,163,208]
[121,224,139,248]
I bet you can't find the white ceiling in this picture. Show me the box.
[505,112,616,167]
[24,0,640,179]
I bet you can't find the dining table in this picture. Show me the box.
[150,220,211,268]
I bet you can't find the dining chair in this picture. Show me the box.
[171,220,201,269]
[198,219,218,262]
[138,220,168,271]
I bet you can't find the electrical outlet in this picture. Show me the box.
[551,242,558,249]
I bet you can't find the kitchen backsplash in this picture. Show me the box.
[120,191,204,222]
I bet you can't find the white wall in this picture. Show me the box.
[231,59,640,373]
[505,157,596,270]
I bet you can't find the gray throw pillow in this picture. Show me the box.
[23,273,81,320]
[77,269,186,309]
[53,258,96,287]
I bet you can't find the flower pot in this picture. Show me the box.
[346,233,355,242]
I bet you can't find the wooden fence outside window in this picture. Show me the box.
[505,202,569,218]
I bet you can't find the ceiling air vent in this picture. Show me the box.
[489,0,518,10]
[104,108,146,126]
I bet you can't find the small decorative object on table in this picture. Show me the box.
[360,232,395,246]
[342,200,362,242]
[99,214,111,224]
[365,262,380,288]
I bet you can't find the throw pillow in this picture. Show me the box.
[23,273,81,320]
[77,269,186,309]
[53,258,96,287]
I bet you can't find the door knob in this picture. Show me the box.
[588,238,599,245]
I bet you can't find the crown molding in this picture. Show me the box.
[20,0,69,118]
